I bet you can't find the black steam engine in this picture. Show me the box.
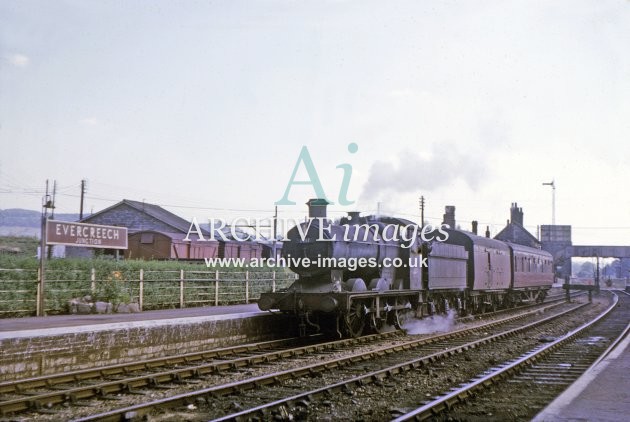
[258,199,554,337]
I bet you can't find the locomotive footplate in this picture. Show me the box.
[259,290,424,337]
[259,290,423,313]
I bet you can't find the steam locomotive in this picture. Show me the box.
[258,200,554,337]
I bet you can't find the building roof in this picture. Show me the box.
[494,222,541,248]
[82,199,209,235]
[129,230,219,243]
[447,228,511,251]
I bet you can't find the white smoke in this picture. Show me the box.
[402,309,457,335]
[360,143,486,201]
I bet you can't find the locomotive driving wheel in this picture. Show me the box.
[344,300,367,337]
[388,309,403,329]
[387,299,413,330]
[370,300,395,334]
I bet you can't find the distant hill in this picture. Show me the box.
[0,209,81,237]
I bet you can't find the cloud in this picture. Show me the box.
[79,117,100,126]
[6,54,30,67]
[360,142,487,201]
[389,88,414,98]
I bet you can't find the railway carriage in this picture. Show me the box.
[508,243,553,303]
[441,230,512,312]
[423,241,468,314]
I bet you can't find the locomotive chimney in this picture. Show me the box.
[306,198,329,219]
[510,202,524,226]
[442,206,456,229]
[472,220,478,235]
[347,211,361,221]
[485,226,491,238]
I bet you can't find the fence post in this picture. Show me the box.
[272,270,276,292]
[90,268,96,295]
[139,269,144,311]
[36,267,41,316]
[180,269,185,309]
[245,270,249,304]
[215,270,219,306]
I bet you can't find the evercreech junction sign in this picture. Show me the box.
[45,220,128,249]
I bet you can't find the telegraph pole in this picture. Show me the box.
[272,205,278,259]
[419,196,425,227]
[47,181,57,259]
[50,180,56,219]
[38,180,55,317]
[79,179,86,220]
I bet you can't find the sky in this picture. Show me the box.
[1,0,629,245]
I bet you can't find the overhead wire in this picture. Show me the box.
[2,177,630,233]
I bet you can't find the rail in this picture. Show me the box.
[58,300,583,421]
[392,291,625,421]
[0,332,399,417]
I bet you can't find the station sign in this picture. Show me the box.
[46,220,128,249]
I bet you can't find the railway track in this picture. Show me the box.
[0,331,401,417]
[0,337,313,396]
[0,293,580,420]
[23,297,587,421]
[457,290,576,321]
[393,290,629,421]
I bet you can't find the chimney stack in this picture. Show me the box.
[442,206,456,229]
[306,198,329,219]
[472,220,478,235]
[510,202,524,226]
[485,226,490,238]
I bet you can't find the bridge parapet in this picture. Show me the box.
[569,245,630,258]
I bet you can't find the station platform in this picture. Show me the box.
[533,322,630,421]
[0,304,292,381]
[0,303,264,336]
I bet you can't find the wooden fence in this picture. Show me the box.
[0,268,297,316]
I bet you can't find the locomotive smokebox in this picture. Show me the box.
[307,198,329,219]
